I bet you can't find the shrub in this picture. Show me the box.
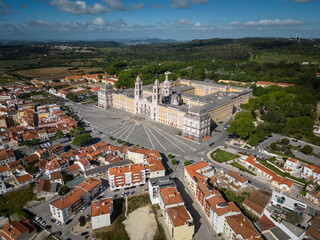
[184,161,191,166]
[280,138,290,145]
[168,154,173,158]
[117,139,122,143]
[109,136,114,140]
[124,142,130,146]
[171,159,177,165]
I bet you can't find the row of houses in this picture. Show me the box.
[184,161,262,239]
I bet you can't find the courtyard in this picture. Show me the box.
[79,104,202,154]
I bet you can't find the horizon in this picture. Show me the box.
[0,0,319,41]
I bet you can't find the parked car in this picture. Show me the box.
[66,219,73,225]
[54,231,62,237]
[81,231,89,236]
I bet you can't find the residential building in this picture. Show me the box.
[15,174,33,186]
[225,171,248,191]
[306,191,320,205]
[91,198,113,230]
[50,178,102,223]
[224,213,261,240]
[271,176,294,192]
[159,186,194,240]
[0,219,36,240]
[270,191,306,215]
[0,181,12,194]
[242,190,271,219]
[302,164,320,182]
[306,214,320,240]
[45,158,69,174]
[50,171,64,185]
[0,149,16,166]
[148,176,175,205]
[283,158,300,173]
[108,164,146,190]
[98,76,252,142]
[0,165,11,177]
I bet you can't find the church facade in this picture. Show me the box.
[98,73,252,142]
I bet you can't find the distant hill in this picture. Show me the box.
[95,38,180,45]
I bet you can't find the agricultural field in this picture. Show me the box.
[0,59,39,68]
[15,67,103,80]
[249,52,320,64]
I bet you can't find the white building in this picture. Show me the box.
[270,191,306,214]
[0,181,12,194]
[148,176,175,205]
[0,165,11,177]
[302,164,320,182]
[50,178,102,223]
[283,158,300,173]
[91,198,113,230]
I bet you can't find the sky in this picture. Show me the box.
[0,0,319,41]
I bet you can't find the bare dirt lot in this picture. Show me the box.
[123,205,157,240]
[16,67,102,79]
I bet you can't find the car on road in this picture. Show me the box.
[209,142,214,146]
[54,231,62,237]
[124,187,130,190]
[80,206,86,212]
[66,219,73,225]
[81,231,89,236]
[50,219,55,223]
[113,189,119,192]
[45,225,52,230]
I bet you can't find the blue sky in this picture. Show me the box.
[0,0,319,40]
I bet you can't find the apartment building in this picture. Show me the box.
[271,176,294,192]
[50,178,102,223]
[91,198,113,230]
[159,186,194,240]
[224,213,261,240]
[0,165,11,177]
[148,176,175,204]
[283,158,300,174]
[108,164,146,190]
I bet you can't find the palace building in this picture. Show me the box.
[98,73,252,142]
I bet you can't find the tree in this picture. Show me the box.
[55,131,64,139]
[168,154,173,159]
[227,117,255,139]
[171,159,177,165]
[280,138,290,145]
[59,186,70,196]
[25,164,39,174]
[66,93,77,101]
[117,139,122,143]
[62,173,74,183]
[184,161,191,166]
[124,142,130,146]
[72,133,92,146]
[79,215,86,224]
[109,136,114,140]
[302,145,313,155]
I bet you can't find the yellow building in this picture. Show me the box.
[98,76,252,142]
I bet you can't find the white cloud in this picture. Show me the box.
[230,19,307,27]
[170,0,189,8]
[102,0,124,10]
[130,3,144,10]
[50,0,111,15]
[194,22,201,27]
[176,19,190,25]
[91,17,106,26]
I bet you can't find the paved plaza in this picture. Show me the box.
[79,105,203,154]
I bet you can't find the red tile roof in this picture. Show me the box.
[225,213,260,239]
[160,187,183,206]
[91,198,113,217]
[167,205,192,227]
[16,174,33,184]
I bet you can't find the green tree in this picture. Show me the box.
[184,161,191,166]
[109,136,114,140]
[62,173,74,183]
[280,138,290,145]
[124,141,130,146]
[168,154,173,159]
[227,112,255,139]
[55,130,64,139]
[25,164,39,174]
[59,186,70,196]
[66,93,77,101]
[117,139,122,143]
[171,159,177,165]
[302,145,313,155]
[72,133,92,146]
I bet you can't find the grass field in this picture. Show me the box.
[249,52,319,64]
[0,59,39,68]
[210,149,239,163]
[16,67,103,79]
[230,162,256,176]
